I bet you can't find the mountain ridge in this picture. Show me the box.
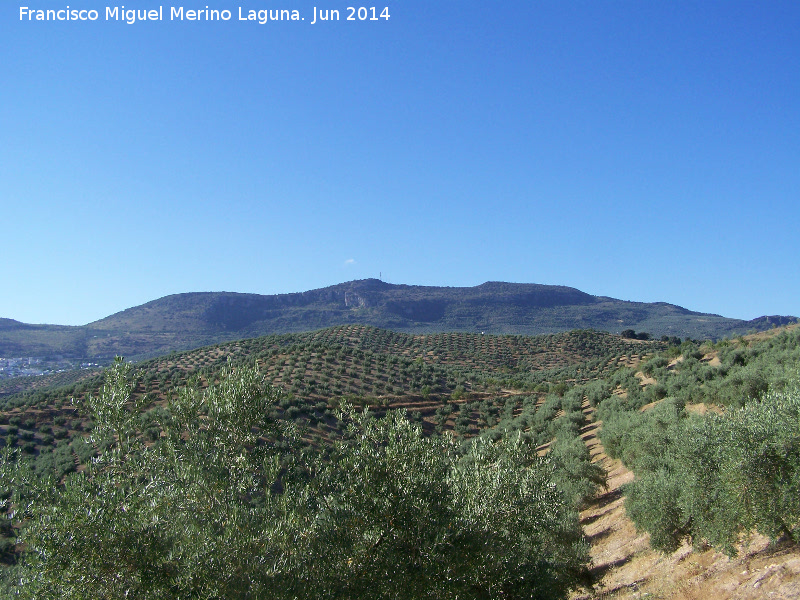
[1,279,796,360]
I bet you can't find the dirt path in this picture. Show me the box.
[572,401,800,600]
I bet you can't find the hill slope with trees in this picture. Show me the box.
[0,325,799,598]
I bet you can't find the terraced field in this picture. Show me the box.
[0,326,660,477]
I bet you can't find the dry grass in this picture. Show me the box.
[634,371,657,387]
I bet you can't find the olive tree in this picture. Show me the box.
[2,359,589,599]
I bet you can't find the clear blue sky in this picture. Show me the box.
[3,1,798,325]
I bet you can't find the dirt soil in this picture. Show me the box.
[634,371,657,387]
[572,402,800,600]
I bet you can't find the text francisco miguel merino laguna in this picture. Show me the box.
[19,6,390,24]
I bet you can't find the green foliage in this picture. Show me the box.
[634,327,800,408]
[624,469,687,553]
[7,323,796,583]
[1,359,590,599]
[679,384,800,553]
[2,359,298,599]
[612,380,800,556]
[308,408,589,598]
[549,436,607,509]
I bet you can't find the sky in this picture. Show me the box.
[2,1,798,325]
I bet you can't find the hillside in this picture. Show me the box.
[1,324,799,597]
[1,280,795,360]
[0,325,658,406]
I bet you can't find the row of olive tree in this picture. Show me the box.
[1,359,589,599]
[599,384,800,555]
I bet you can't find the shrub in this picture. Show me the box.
[622,380,800,556]
[1,359,591,599]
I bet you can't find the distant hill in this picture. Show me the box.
[0,318,87,357]
[0,280,796,360]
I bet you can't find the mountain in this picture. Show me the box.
[0,280,796,360]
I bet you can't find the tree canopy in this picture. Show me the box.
[1,359,589,599]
